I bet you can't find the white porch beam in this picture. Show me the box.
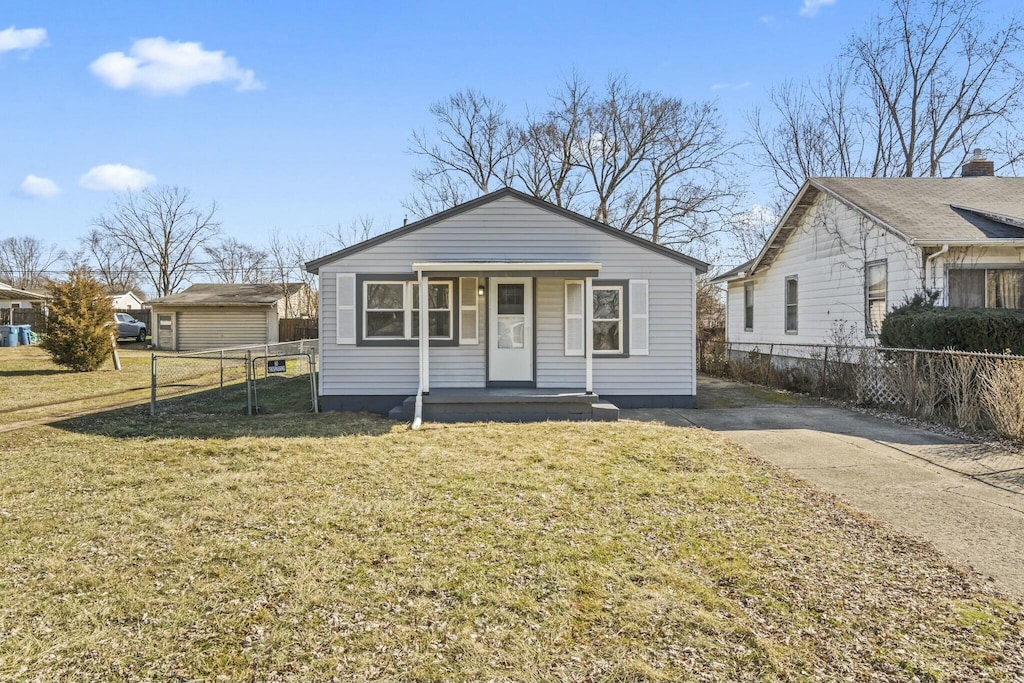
[419,272,430,394]
[584,276,593,395]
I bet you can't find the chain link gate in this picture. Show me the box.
[150,340,319,416]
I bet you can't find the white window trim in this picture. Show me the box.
[362,280,454,342]
[592,284,624,355]
[865,260,887,337]
[784,275,798,334]
[743,281,754,332]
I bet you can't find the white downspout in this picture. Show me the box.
[411,270,429,430]
[925,244,950,303]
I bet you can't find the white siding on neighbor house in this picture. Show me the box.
[726,197,923,347]
[153,307,277,351]
[318,195,696,397]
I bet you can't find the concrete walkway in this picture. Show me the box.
[623,376,1024,599]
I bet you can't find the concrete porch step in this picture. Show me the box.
[387,388,618,423]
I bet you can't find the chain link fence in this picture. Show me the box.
[699,339,1024,494]
[150,339,319,416]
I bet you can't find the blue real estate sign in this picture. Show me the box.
[267,359,287,373]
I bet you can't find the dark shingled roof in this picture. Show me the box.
[148,283,305,307]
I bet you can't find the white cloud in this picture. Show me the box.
[79,164,156,192]
[710,82,753,92]
[0,26,46,53]
[90,37,263,95]
[735,81,752,90]
[799,0,837,17]
[18,174,61,198]
[711,83,730,91]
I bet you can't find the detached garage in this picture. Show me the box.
[148,283,307,351]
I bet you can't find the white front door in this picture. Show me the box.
[488,277,533,382]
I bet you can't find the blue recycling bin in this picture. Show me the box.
[0,325,17,347]
[18,325,32,345]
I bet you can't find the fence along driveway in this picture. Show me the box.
[150,339,319,416]
[699,339,1024,495]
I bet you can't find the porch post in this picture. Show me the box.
[585,276,593,394]
[419,271,430,393]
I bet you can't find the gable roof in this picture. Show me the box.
[729,177,1024,282]
[305,187,708,274]
[0,282,48,300]
[148,283,305,307]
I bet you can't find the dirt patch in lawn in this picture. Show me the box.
[0,411,1022,681]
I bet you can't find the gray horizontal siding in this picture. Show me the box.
[319,195,695,397]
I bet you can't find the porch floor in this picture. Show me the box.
[387,387,618,422]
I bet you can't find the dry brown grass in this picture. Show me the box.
[0,401,1021,681]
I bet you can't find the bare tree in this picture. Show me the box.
[0,236,65,290]
[267,231,325,319]
[326,215,387,248]
[751,0,1024,199]
[203,237,268,284]
[78,228,140,293]
[407,75,741,250]
[94,186,220,297]
[405,89,522,216]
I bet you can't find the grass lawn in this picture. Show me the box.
[0,345,153,421]
[1,395,1022,681]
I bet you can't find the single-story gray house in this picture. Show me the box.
[305,188,707,422]
[148,283,309,351]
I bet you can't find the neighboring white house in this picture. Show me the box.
[0,282,48,323]
[714,155,1024,348]
[147,283,308,351]
[305,188,707,421]
[107,290,146,310]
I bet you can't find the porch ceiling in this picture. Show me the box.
[411,261,601,278]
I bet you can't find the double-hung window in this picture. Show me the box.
[784,276,798,334]
[592,285,623,354]
[362,279,454,342]
[743,282,754,331]
[865,260,887,336]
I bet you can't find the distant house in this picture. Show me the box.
[0,283,49,323]
[713,153,1024,348]
[305,188,707,421]
[147,283,309,351]
[107,290,146,310]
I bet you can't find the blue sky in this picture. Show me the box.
[1,0,1018,256]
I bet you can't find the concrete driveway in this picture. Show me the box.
[623,376,1024,599]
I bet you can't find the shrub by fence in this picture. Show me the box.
[699,339,1024,440]
[880,304,1024,354]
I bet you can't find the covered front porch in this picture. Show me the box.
[407,260,614,424]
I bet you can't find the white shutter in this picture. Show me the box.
[629,280,649,355]
[460,277,479,344]
[335,273,356,345]
[565,280,584,356]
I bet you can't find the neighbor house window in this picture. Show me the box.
[865,260,887,336]
[593,285,623,353]
[785,276,798,333]
[743,282,754,331]
[363,280,454,341]
[949,268,1024,309]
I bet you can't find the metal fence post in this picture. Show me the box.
[819,346,829,396]
[910,350,919,415]
[766,344,775,384]
[150,354,157,417]
[246,350,253,416]
[219,350,224,397]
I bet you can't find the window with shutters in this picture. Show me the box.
[593,285,623,354]
[358,277,457,345]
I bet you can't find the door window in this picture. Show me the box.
[496,283,525,349]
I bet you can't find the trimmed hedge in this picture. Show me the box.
[880,300,1024,354]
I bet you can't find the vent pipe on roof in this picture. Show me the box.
[962,149,995,177]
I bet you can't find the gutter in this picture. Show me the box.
[924,243,950,294]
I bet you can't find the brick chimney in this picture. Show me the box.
[961,148,995,177]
